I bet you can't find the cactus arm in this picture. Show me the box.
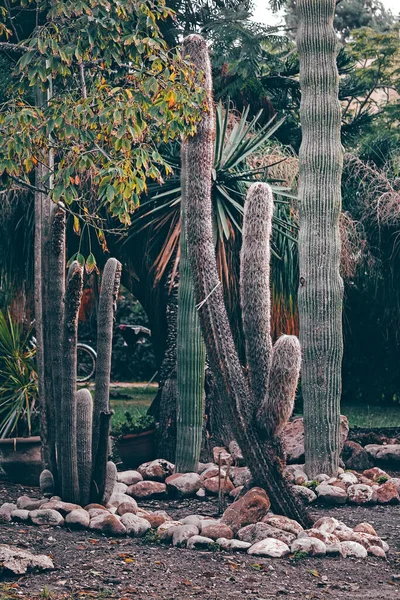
[175,142,206,473]
[102,461,117,505]
[297,0,344,477]
[39,469,55,498]
[92,258,121,478]
[76,388,93,506]
[240,182,273,409]
[91,410,113,502]
[183,35,311,527]
[60,261,83,503]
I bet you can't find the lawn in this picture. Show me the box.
[108,383,400,429]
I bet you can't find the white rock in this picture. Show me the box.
[65,509,90,529]
[341,541,368,558]
[339,472,359,485]
[231,467,252,488]
[347,484,376,505]
[157,521,183,541]
[172,524,199,547]
[29,509,64,527]
[314,474,330,483]
[17,496,47,511]
[107,493,138,510]
[117,470,143,485]
[181,515,204,528]
[186,535,215,550]
[368,546,387,558]
[292,485,317,504]
[165,473,202,497]
[11,509,30,522]
[313,516,340,534]
[113,482,128,494]
[196,488,206,499]
[0,544,53,575]
[291,537,326,557]
[216,538,251,551]
[248,538,290,558]
[0,503,17,523]
[120,513,151,537]
[138,459,174,481]
[262,515,303,535]
[315,484,347,504]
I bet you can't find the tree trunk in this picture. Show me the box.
[296,0,344,477]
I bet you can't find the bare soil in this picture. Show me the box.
[0,478,399,600]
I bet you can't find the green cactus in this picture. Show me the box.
[60,261,83,504]
[175,138,206,473]
[183,34,310,526]
[76,388,93,507]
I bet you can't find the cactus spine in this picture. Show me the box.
[183,34,310,526]
[175,141,206,473]
[296,0,344,477]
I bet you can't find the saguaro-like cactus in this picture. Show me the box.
[175,139,206,473]
[183,34,310,526]
[76,388,93,506]
[296,0,344,477]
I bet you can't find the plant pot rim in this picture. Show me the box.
[0,436,41,446]
[115,429,156,442]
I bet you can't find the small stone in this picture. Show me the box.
[341,540,368,558]
[29,509,64,527]
[17,496,47,511]
[292,485,317,504]
[248,538,290,558]
[181,515,204,528]
[120,513,151,537]
[353,522,377,536]
[230,486,243,499]
[201,523,233,540]
[390,478,400,493]
[342,441,371,471]
[238,522,295,546]
[216,538,251,551]
[231,467,252,488]
[171,524,199,547]
[334,523,354,542]
[375,481,400,505]
[0,544,53,575]
[127,481,167,499]
[0,503,17,523]
[315,484,347,504]
[203,476,234,496]
[165,473,201,497]
[213,446,231,466]
[157,521,183,541]
[186,535,215,550]
[199,518,220,530]
[293,470,308,485]
[221,487,271,533]
[196,488,206,499]
[84,503,107,511]
[89,513,126,536]
[348,484,376,505]
[39,501,81,516]
[117,470,143,485]
[368,546,386,558]
[314,474,330,483]
[365,445,400,465]
[65,509,90,529]
[200,466,227,480]
[144,511,172,528]
[363,467,390,482]
[339,472,359,486]
[291,537,326,557]
[11,509,30,522]
[113,482,128,494]
[313,516,340,534]
[107,492,138,509]
[137,459,174,481]
[197,462,214,474]
[88,508,109,519]
[116,501,138,517]
[300,529,340,546]
[261,515,303,536]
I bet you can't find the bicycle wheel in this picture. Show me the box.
[77,343,97,382]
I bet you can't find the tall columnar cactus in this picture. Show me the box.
[175,140,206,473]
[76,388,93,507]
[60,261,83,503]
[183,34,310,526]
[296,0,344,477]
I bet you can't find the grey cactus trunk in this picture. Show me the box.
[76,389,93,507]
[296,0,344,477]
[175,141,206,473]
[183,34,310,527]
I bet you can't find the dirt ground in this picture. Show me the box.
[0,479,399,600]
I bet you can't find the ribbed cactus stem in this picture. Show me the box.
[240,182,273,409]
[297,0,344,477]
[175,139,206,473]
[102,461,117,505]
[92,410,113,502]
[76,388,93,507]
[259,335,301,437]
[183,35,310,527]
[49,206,66,475]
[39,469,55,498]
[60,261,83,503]
[92,258,121,476]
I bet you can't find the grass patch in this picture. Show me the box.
[110,386,156,427]
[341,403,400,428]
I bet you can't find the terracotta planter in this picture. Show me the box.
[116,429,156,468]
[0,436,42,486]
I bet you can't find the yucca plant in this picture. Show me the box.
[0,311,38,438]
